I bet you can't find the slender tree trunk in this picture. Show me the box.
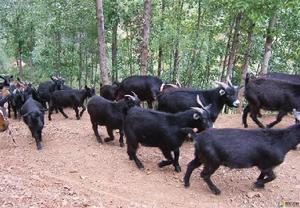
[18,42,23,80]
[111,22,118,82]
[205,32,213,86]
[237,22,255,113]
[188,0,202,87]
[157,0,165,77]
[226,13,242,81]
[260,13,277,75]
[96,0,109,85]
[220,18,235,81]
[78,40,82,88]
[172,41,179,82]
[139,0,151,75]
[85,50,88,86]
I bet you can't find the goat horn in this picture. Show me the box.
[226,77,233,87]
[176,79,182,87]
[191,107,203,113]
[167,84,179,88]
[196,95,205,109]
[125,94,135,101]
[131,91,138,99]
[214,81,229,89]
[160,83,165,92]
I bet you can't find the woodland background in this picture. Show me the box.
[0,0,299,90]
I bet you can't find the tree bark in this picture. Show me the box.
[220,18,235,82]
[157,0,165,77]
[96,0,110,85]
[188,0,202,87]
[260,13,277,75]
[111,22,118,82]
[139,0,151,75]
[172,41,179,83]
[237,21,255,113]
[18,42,23,80]
[226,13,242,82]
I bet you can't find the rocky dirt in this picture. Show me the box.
[0,109,299,208]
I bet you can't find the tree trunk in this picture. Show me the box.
[96,0,109,86]
[157,0,165,77]
[188,0,202,87]
[111,22,118,82]
[172,41,179,83]
[226,13,242,81]
[237,22,255,113]
[220,18,235,81]
[260,13,277,75]
[18,42,23,80]
[139,0,151,75]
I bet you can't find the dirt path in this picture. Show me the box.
[0,109,299,208]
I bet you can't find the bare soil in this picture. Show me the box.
[0,109,299,208]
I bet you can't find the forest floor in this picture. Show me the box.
[0,109,299,208]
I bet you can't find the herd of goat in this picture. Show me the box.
[0,72,299,195]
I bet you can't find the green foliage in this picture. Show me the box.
[0,0,299,87]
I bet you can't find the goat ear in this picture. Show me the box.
[219,89,225,96]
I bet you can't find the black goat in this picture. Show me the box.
[21,97,46,150]
[125,95,212,172]
[100,82,120,101]
[184,109,300,195]
[87,92,140,147]
[264,72,300,83]
[242,73,300,128]
[37,76,65,109]
[7,81,38,119]
[48,85,95,120]
[0,75,13,89]
[116,75,163,109]
[157,80,240,123]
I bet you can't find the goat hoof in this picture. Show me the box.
[213,189,221,195]
[254,181,265,188]
[104,137,114,142]
[96,138,103,144]
[184,182,190,188]
[36,142,42,150]
[120,143,125,147]
[158,161,165,168]
[175,165,181,172]
[138,166,145,171]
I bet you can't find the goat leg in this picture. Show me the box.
[104,127,115,143]
[173,149,181,172]
[266,111,286,128]
[118,128,125,147]
[201,164,221,195]
[57,107,68,119]
[92,124,103,144]
[158,150,174,168]
[79,106,86,117]
[255,169,276,188]
[184,158,202,187]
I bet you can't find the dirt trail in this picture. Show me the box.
[0,109,299,208]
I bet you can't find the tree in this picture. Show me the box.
[260,11,277,75]
[96,0,109,85]
[139,0,151,75]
